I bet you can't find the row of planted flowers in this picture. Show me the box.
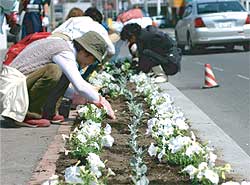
[44,60,249,185]
[129,71,249,185]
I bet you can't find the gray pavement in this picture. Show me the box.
[0,123,60,185]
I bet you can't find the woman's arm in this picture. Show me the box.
[52,51,100,102]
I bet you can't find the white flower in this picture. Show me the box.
[104,124,112,135]
[77,106,89,117]
[87,153,105,169]
[64,149,71,156]
[198,162,208,171]
[241,181,250,185]
[76,133,87,143]
[148,143,158,157]
[61,134,69,141]
[190,131,196,142]
[168,136,192,153]
[182,165,198,179]
[221,182,240,185]
[146,118,158,135]
[157,147,166,162]
[158,123,174,137]
[101,135,114,147]
[207,152,217,166]
[64,166,83,183]
[90,166,102,178]
[42,175,59,185]
[90,142,100,150]
[204,169,219,184]
[173,118,189,130]
[108,168,116,176]
[109,83,120,91]
[87,153,105,178]
[185,142,203,157]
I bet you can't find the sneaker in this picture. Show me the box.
[21,118,51,127]
[154,75,168,83]
[50,114,65,124]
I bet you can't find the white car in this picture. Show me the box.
[175,0,250,52]
[151,15,167,28]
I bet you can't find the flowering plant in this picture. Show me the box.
[64,154,115,185]
[77,104,107,123]
[67,121,114,159]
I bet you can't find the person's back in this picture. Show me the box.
[52,16,115,56]
[137,26,181,75]
[137,26,174,56]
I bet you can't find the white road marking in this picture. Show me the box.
[213,67,224,72]
[237,74,250,80]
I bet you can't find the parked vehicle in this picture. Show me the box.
[175,0,250,52]
[151,15,167,28]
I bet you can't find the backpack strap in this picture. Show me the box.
[50,32,71,41]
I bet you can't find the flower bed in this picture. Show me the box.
[45,60,249,185]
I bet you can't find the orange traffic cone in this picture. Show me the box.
[202,64,219,89]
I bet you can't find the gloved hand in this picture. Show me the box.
[92,96,116,119]
[130,43,137,55]
[42,16,49,27]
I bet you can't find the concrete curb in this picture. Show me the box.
[159,82,250,181]
[28,111,77,185]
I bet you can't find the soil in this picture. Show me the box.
[55,84,191,185]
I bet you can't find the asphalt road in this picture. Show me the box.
[169,47,250,155]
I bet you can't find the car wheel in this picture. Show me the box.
[175,31,185,51]
[225,44,234,51]
[243,44,250,51]
[187,34,196,54]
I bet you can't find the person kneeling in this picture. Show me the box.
[0,31,116,127]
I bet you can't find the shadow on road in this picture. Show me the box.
[0,117,20,128]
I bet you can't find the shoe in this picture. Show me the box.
[50,114,65,124]
[42,113,65,123]
[154,75,168,83]
[21,118,51,127]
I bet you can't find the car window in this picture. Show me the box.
[183,5,192,17]
[197,1,245,14]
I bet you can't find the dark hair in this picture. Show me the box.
[73,40,92,57]
[84,7,103,24]
[73,40,84,52]
[66,7,84,20]
[120,23,142,41]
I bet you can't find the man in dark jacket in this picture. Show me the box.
[120,23,181,76]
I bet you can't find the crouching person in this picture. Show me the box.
[120,23,181,82]
[0,31,116,127]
